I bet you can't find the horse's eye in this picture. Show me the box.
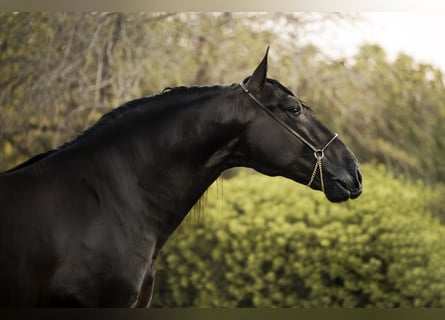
[288,106,301,115]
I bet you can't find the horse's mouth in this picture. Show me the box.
[283,171,362,203]
[325,180,362,203]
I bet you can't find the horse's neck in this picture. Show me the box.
[71,88,244,236]
[134,93,244,218]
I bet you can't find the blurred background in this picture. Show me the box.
[1,12,444,307]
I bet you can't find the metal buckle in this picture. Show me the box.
[314,149,324,160]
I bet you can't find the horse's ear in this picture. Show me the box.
[246,46,269,92]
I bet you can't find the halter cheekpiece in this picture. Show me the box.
[239,82,338,193]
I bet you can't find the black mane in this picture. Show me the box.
[2,84,232,174]
[2,151,55,174]
[59,84,228,149]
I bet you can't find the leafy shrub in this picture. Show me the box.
[152,164,445,307]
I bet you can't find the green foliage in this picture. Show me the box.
[152,165,445,307]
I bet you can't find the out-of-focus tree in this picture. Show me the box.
[0,12,177,167]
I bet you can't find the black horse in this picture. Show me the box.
[0,49,362,307]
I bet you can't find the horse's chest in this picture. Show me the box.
[50,224,157,306]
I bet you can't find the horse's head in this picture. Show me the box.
[237,48,362,202]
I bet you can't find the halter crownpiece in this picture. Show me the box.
[239,82,338,193]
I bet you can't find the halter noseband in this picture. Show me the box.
[240,82,338,193]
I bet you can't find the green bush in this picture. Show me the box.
[152,164,445,307]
